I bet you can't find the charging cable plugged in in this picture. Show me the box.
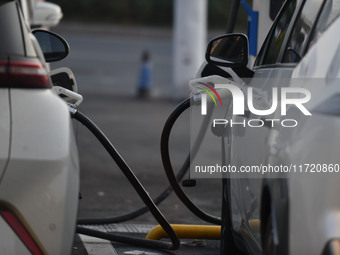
[160,98,221,225]
[52,86,83,108]
[65,91,222,251]
[72,110,180,250]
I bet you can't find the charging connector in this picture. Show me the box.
[52,86,83,108]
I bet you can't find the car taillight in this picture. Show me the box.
[0,60,7,86]
[0,208,43,255]
[0,58,51,88]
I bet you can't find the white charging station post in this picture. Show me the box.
[173,0,207,99]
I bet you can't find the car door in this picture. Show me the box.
[229,0,326,253]
[270,3,340,254]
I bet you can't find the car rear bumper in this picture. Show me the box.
[0,89,79,254]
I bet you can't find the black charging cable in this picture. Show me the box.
[77,159,189,225]
[77,158,189,224]
[77,96,214,225]
[72,96,220,249]
[72,110,180,250]
[160,98,221,225]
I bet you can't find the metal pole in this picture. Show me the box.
[226,0,241,33]
[173,0,207,99]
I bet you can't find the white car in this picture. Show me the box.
[0,1,79,254]
[192,0,340,254]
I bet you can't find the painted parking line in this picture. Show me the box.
[77,224,156,255]
[79,234,118,255]
[78,224,155,234]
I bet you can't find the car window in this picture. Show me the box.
[308,0,340,48]
[255,0,298,66]
[282,0,325,63]
[0,1,25,56]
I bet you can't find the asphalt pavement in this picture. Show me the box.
[51,22,224,254]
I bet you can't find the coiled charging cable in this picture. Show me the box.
[160,98,221,225]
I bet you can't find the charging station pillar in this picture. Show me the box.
[173,0,207,99]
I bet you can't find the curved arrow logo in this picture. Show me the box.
[197,82,223,106]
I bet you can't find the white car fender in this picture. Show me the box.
[0,89,79,255]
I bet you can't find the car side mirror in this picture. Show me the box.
[33,29,69,63]
[205,34,249,68]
